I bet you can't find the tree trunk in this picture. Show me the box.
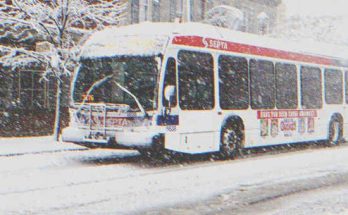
[53,79,62,141]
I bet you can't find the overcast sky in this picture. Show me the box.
[283,0,347,17]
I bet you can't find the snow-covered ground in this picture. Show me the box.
[0,136,86,156]
[1,137,348,214]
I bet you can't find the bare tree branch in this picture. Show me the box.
[0,0,126,140]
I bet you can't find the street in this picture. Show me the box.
[1,138,348,214]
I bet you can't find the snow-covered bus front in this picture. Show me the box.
[62,23,170,150]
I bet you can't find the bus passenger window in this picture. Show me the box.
[275,63,298,109]
[250,59,275,109]
[218,55,249,109]
[301,66,322,109]
[178,50,214,110]
[162,58,177,107]
[325,69,343,104]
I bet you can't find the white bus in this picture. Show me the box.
[62,22,348,158]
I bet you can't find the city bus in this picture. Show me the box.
[62,22,348,158]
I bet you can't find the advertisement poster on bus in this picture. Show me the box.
[298,118,306,134]
[308,118,315,133]
[260,119,269,137]
[271,119,279,137]
[257,110,317,137]
[280,118,296,137]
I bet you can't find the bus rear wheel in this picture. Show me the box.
[327,118,343,146]
[220,122,243,159]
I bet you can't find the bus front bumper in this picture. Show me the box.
[62,127,160,149]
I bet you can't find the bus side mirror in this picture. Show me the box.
[164,85,175,105]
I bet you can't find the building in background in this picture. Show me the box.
[0,0,284,137]
[0,0,127,137]
[125,0,284,35]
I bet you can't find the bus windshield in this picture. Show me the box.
[73,56,159,111]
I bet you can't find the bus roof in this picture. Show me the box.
[81,22,173,58]
[81,22,348,66]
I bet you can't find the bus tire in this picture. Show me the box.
[220,121,243,159]
[327,118,343,146]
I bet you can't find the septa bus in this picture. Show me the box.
[62,22,348,158]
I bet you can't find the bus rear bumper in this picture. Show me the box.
[62,127,160,149]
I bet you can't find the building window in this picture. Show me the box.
[11,70,56,110]
[178,50,214,110]
[0,70,14,109]
[144,0,148,21]
[152,0,160,22]
[241,13,249,32]
[201,0,206,20]
[131,0,140,24]
[189,0,194,21]
[257,12,269,34]
[169,0,176,22]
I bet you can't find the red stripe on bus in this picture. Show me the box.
[172,36,334,66]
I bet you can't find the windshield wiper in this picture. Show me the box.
[113,80,148,117]
[81,74,113,106]
[76,74,148,117]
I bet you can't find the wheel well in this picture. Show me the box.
[328,113,344,137]
[328,113,344,144]
[221,116,245,145]
[331,113,343,124]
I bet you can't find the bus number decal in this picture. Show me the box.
[166,125,177,132]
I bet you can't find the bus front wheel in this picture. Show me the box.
[327,118,343,146]
[220,122,243,159]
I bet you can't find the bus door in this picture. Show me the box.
[160,57,180,151]
[175,50,218,153]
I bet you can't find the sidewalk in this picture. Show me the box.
[0,136,87,156]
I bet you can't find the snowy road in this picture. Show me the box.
[1,143,348,214]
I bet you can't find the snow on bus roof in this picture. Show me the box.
[81,22,348,62]
[81,22,173,58]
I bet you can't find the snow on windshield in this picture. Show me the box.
[74,56,159,111]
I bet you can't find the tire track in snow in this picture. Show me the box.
[0,148,88,157]
[147,171,348,215]
[1,144,346,196]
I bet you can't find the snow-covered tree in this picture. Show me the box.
[205,5,244,30]
[0,0,127,140]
